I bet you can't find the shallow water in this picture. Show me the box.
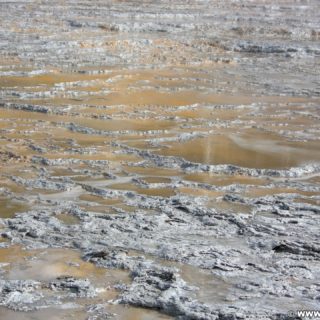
[157,132,320,169]
[0,247,171,320]
[0,198,29,219]
[0,0,319,318]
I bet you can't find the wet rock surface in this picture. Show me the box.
[0,0,319,319]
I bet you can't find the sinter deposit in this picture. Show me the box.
[0,0,319,319]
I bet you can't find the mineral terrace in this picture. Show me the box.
[0,0,319,319]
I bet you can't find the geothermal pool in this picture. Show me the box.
[0,0,319,319]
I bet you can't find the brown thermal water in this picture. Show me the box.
[0,0,319,319]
